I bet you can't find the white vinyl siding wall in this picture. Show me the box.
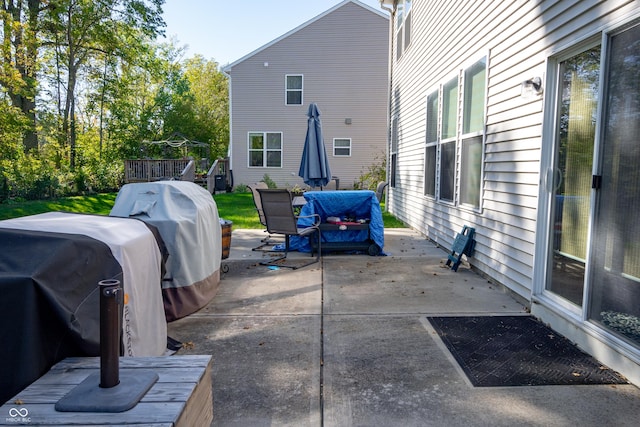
[387,0,638,298]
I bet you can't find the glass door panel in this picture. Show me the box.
[589,24,640,346]
[547,47,601,306]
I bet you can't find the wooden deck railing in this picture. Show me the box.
[124,159,194,183]
[124,158,231,194]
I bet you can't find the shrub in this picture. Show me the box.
[0,153,124,201]
[356,152,386,190]
[262,174,277,189]
[234,183,249,193]
[0,155,60,200]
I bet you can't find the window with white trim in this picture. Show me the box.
[425,57,486,208]
[439,76,458,203]
[390,115,398,187]
[333,138,351,156]
[248,132,282,167]
[285,74,303,105]
[395,0,412,61]
[460,57,486,208]
[424,90,438,197]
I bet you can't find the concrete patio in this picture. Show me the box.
[167,228,640,426]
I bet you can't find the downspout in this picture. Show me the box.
[222,67,233,188]
[380,1,394,212]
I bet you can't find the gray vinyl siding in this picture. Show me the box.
[225,1,389,189]
[388,0,638,299]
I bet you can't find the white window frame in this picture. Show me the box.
[333,138,352,157]
[285,74,303,106]
[438,75,459,205]
[390,115,399,188]
[395,0,412,61]
[247,131,283,168]
[427,55,487,210]
[424,88,439,198]
[459,56,487,211]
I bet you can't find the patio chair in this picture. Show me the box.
[375,181,388,203]
[257,188,322,269]
[324,178,338,190]
[249,182,283,251]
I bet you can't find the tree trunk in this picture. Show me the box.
[0,0,41,152]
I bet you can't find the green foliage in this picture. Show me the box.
[233,183,249,193]
[88,163,123,192]
[181,55,229,159]
[0,102,29,161]
[0,152,123,201]
[262,174,277,189]
[0,154,60,200]
[0,1,230,200]
[355,152,387,190]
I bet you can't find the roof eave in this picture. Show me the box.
[222,0,389,73]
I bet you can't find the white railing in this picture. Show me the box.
[124,158,231,194]
[124,159,192,183]
[180,160,195,182]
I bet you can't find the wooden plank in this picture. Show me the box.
[31,368,205,386]
[175,362,213,427]
[0,356,213,426]
[53,355,211,370]
[10,383,200,405]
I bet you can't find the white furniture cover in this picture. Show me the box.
[0,212,166,357]
[110,181,221,321]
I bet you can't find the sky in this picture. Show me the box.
[161,0,387,67]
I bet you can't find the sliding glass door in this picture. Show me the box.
[547,47,600,307]
[588,24,640,346]
[546,23,640,348]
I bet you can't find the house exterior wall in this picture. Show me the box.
[387,0,637,296]
[387,0,640,385]
[225,1,389,190]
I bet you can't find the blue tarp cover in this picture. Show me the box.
[291,190,384,253]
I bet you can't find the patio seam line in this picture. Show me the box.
[320,258,326,427]
[180,312,528,318]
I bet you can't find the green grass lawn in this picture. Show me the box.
[0,191,407,229]
[0,193,119,220]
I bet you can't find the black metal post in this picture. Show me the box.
[98,279,122,388]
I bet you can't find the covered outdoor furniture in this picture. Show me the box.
[0,212,166,404]
[110,181,221,321]
[294,190,385,255]
[257,188,321,269]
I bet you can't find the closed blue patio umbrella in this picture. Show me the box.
[299,103,332,189]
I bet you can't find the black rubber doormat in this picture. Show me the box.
[427,316,627,387]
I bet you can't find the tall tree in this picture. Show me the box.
[0,0,42,152]
[182,55,229,159]
[99,40,186,160]
[43,0,164,169]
